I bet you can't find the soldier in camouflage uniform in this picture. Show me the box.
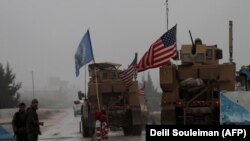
[12,102,28,141]
[26,99,43,141]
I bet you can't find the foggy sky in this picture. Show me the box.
[0,0,250,93]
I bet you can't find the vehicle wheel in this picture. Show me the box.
[123,125,141,136]
[122,109,142,136]
[82,123,90,137]
[81,117,90,137]
[122,126,132,136]
[131,125,142,135]
[87,105,95,137]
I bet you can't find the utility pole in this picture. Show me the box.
[32,71,35,98]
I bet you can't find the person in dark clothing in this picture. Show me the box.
[12,102,28,141]
[26,99,43,141]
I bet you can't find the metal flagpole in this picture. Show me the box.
[85,65,87,96]
[93,61,101,112]
[88,29,101,112]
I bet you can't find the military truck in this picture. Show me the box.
[78,62,144,137]
[160,21,236,125]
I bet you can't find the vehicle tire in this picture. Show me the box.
[82,126,90,137]
[87,105,95,137]
[123,125,141,136]
[122,126,132,136]
[82,117,90,137]
[162,108,177,125]
[122,109,142,136]
[132,125,142,135]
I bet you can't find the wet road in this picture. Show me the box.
[39,109,145,141]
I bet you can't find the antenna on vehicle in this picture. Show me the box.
[165,0,169,30]
[229,20,233,63]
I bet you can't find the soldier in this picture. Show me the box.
[12,102,28,141]
[26,99,43,141]
[195,38,202,45]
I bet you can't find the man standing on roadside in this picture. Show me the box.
[12,102,28,141]
[26,99,43,141]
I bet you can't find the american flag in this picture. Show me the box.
[119,53,137,88]
[137,24,177,72]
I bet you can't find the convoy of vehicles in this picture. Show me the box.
[74,20,248,138]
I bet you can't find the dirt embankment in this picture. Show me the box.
[0,108,70,133]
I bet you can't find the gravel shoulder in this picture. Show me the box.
[0,108,70,134]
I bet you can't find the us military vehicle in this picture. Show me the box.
[160,21,236,125]
[78,62,144,137]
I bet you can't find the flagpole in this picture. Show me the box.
[85,65,87,96]
[166,0,169,30]
[88,29,101,112]
[134,52,138,80]
[93,60,101,112]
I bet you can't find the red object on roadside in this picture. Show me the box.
[95,111,109,140]
[95,112,102,120]
[100,114,107,123]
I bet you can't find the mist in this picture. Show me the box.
[0,0,250,103]
[18,77,78,108]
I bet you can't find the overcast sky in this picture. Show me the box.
[0,0,250,93]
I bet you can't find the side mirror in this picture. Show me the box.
[74,100,80,105]
[78,92,85,100]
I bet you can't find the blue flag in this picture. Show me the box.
[75,30,94,77]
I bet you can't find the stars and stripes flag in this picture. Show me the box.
[119,53,137,88]
[137,24,177,72]
[75,29,94,77]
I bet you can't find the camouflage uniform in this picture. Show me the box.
[12,111,28,141]
[26,107,41,141]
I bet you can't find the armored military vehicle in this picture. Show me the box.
[160,21,236,125]
[79,62,144,137]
